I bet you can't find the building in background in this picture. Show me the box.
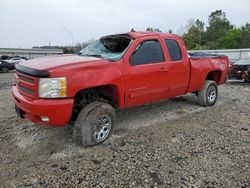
[0,48,63,59]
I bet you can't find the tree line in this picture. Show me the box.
[33,10,250,53]
[182,10,250,50]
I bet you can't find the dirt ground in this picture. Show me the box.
[0,71,249,188]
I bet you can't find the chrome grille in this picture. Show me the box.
[19,85,34,95]
[16,72,35,97]
[18,75,34,84]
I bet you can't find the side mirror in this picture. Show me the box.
[130,54,136,66]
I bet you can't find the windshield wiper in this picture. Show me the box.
[80,53,116,62]
[83,54,103,58]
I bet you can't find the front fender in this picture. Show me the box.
[69,66,125,108]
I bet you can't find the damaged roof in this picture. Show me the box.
[101,31,182,40]
[127,31,182,39]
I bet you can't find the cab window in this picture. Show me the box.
[165,39,182,61]
[130,40,164,65]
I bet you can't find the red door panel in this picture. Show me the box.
[123,37,171,108]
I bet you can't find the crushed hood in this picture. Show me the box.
[18,54,104,71]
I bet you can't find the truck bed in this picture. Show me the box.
[188,52,226,59]
[187,54,229,93]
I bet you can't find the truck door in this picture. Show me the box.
[163,38,190,97]
[123,38,171,108]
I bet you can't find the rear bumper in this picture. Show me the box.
[12,85,73,126]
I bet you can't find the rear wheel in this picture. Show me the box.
[73,102,115,147]
[1,67,9,73]
[198,80,218,107]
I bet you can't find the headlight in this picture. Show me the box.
[39,77,67,98]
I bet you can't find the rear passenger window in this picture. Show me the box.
[165,39,182,61]
[131,40,164,65]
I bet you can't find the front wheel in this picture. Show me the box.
[73,102,115,147]
[1,67,9,73]
[198,80,218,107]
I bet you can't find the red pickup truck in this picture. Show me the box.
[13,32,229,146]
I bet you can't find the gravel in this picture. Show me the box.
[0,71,249,187]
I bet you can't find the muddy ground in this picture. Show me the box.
[0,71,249,187]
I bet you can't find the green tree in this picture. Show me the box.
[240,23,250,48]
[63,47,74,54]
[217,29,243,49]
[205,10,233,49]
[146,28,162,32]
[183,19,205,50]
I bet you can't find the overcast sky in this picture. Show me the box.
[0,0,249,48]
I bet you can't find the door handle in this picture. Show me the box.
[158,68,168,72]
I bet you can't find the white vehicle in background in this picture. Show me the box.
[5,57,27,65]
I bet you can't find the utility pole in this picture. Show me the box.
[62,25,74,47]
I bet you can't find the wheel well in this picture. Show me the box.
[206,70,222,84]
[70,85,119,121]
